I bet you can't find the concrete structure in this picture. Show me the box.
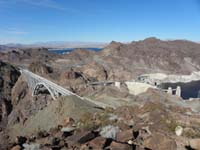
[21,69,78,100]
[138,73,186,98]
[125,81,181,96]
[176,86,181,97]
[87,81,115,86]
[167,87,173,95]
[20,69,112,109]
[87,81,122,89]
[125,81,156,95]
[138,73,167,86]
[164,86,181,97]
[115,82,121,89]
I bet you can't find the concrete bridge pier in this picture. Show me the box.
[176,86,181,97]
[167,87,173,95]
[115,82,121,89]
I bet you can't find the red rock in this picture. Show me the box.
[143,133,177,150]
[63,117,75,127]
[81,62,108,81]
[11,145,22,150]
[66,140,81,150]
[116,129,133,143]
[189,139,200,150]
[135,146,147,150]
[87,137,107,149]
[109,141,132,150]
[67,131,98,144]
[138,128,151,140]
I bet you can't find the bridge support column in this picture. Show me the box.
[167,87,172,95]
[176,86,181,97]
[115,82,121,89]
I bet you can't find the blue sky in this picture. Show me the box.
[0,0,200,44]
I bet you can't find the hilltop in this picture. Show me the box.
[0,41,108,50]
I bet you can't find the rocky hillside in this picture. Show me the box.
[0,48,59,66]
[2,38,200,85]
[0,45,19,52]
[1,39,200,150]
[6,89,200,150]
[0,61,20,124]
[0,45,9,51]
[55,38,200,84]
[1,38,200,83]
[100,38,200,79]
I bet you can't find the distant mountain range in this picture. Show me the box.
[1,41,108,50]
[0,45,21,51]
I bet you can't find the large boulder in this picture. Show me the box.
[189,139,200,150]
[81,62,108,81]
[143,133,177,150]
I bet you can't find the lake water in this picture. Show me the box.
[159,80,200,99]
[49,48,103,54]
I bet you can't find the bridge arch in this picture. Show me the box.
[32,82,56,100]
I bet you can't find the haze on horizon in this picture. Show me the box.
[0,0,200,44]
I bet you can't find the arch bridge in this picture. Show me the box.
[20,69,111,108]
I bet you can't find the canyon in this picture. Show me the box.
[1,38,200,150]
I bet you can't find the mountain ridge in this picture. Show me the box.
[3,41,108,49]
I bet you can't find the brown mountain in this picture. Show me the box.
[96,37,200,80]
[2,39,200,150]
[0,48,59,67]
[1,37,200,82]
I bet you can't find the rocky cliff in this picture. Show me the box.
[57,38,200,83]
[98,38,200,80]
[0,48,59,66]
[0,61,20,124]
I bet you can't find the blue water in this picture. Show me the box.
[49,48,103,54]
